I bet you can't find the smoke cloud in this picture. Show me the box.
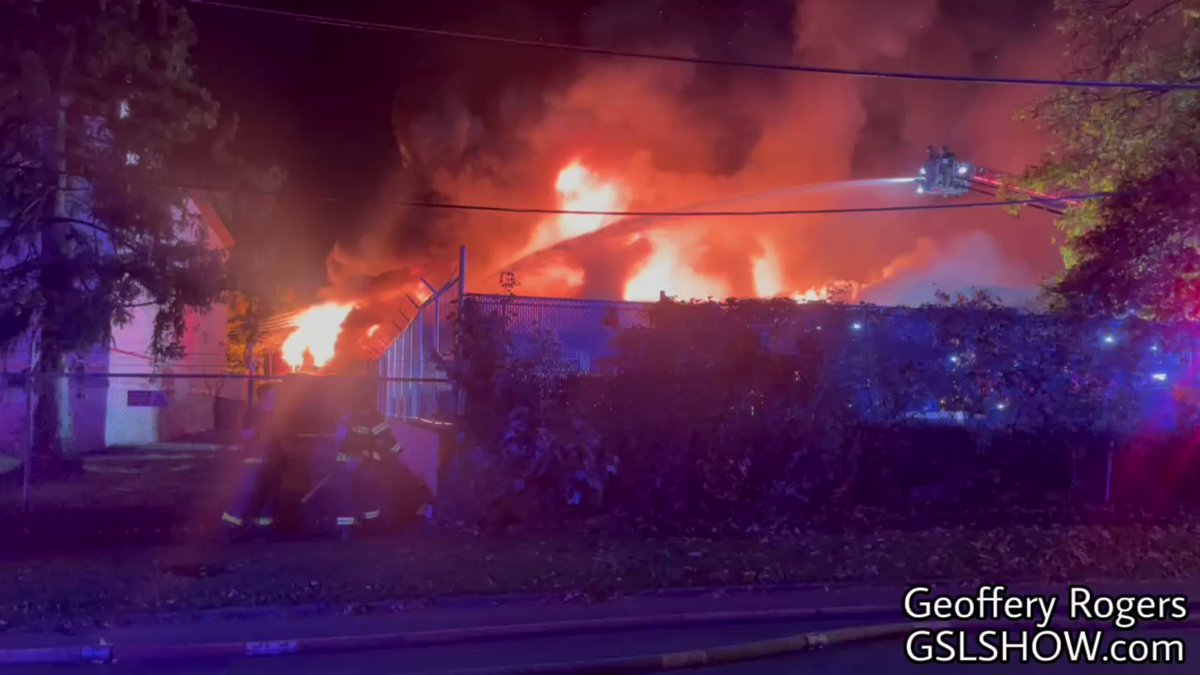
[324,0,1065,320]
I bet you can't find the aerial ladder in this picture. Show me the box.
[914,146,1080,216]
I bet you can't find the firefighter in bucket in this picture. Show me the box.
[329,384,405,539]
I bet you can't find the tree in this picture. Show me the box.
[194,113,292,383]
[0,0,224,466]
[1026,0,1200,319]
[1055,158,1200,318]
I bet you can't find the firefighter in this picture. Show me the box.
[221,383,286,538]
[942,146,958,183]
[330,388,402,539]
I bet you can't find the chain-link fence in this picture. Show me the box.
[464,294,651,374]
[377,248,465,422]
[456,295,1199,432]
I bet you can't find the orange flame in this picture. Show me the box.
[281,302,355,370]
[753,239,829,302]
[751,239,785,297]
[526,160,626,255]
[791,288,827,303]
[623,231,729,302]
[519,162,847,304]
[554,160,624,238]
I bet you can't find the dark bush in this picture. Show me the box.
[439,294,1200,533]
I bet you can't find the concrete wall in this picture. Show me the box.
[386,420,449,496]
[105,303,229,446]
[104,198,232,447]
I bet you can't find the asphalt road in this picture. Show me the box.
[5,586,1197,673]
[8,622,1196,674]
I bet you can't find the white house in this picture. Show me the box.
[103,197,236,447]
[1,196,235,454]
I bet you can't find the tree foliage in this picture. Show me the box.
[443,296,1200,534]
[0,0,225,456]
[199,113,293,374]
[1028,0,1200,318]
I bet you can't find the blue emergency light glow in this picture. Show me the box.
[1102,334,1116,345]
[851,322,863,331]
[949,355,960,364]
[996,402,1007,411]
[1152,373,1168,382]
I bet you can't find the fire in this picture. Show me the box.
[752,239,828,303]
[623,231,729,302]
[281,302,355,370]
[518,162,843,304]
[526,160,626,254]
[752,239,785,297]
[554,161,624,238]
[792,288,827,303]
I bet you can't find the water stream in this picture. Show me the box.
[508,177,916,272]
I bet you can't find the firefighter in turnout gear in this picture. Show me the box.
[222,383,285,538]
[331,390,403,538]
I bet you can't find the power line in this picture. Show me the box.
[3,162,1105,217]
[191,0,1200,92]
[311,193,1104,217]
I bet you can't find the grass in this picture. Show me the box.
[5,453,1200,631]
[5,523,1200,630]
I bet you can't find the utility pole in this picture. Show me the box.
[32,87,77,465]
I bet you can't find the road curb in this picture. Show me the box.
[98,585,868,628]
[0,605,906,665]
[421,621,925,675]
[99,578,1200,629]
[6,604,1200,667]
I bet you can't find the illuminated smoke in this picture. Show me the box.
[320,0,1064,318]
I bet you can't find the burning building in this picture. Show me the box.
[262,0,1074,382]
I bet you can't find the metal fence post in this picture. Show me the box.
[433,294,441,357]
[457,245,467,300]
[455,245,467,417]
[417,306,425,419]
[406,324,415,418]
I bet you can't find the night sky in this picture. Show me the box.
[189,0,800,291]
[188,0,1061,300]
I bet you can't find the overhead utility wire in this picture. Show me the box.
[191,0,1200,91]
[311,193,1106,217]
[1,163,1107,217]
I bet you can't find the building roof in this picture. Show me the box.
[190,194,235,249]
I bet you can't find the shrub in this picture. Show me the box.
[441,294,1200,533]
